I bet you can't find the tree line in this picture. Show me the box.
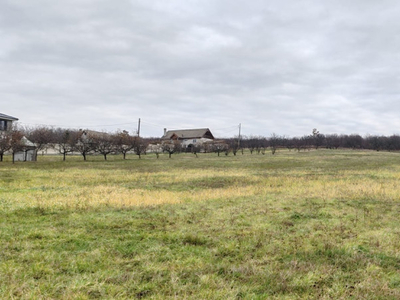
[2,126,400,162]
[0,127,151,162]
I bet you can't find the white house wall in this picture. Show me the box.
[14,150,37,162]
[181,138,213,147]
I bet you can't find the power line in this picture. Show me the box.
[140,120,164,128]
[214,125,240,131]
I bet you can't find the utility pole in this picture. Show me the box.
[137,118,141,137]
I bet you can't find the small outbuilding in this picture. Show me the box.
[13,137,38,162]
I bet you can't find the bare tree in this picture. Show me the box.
[211,141,229,156]
[365,135,384,151]
[191,143,202,158]
[202,141,214,153]
[283,136,294,151]
[258,136,267,154]
[132,137,148,159]
[325,134,342,149]
[343,134,363,150]
[75,130,96,161]
[269,133,279,155]
[387,135,400,151]
[24,126,54,154]
[53,128,79,161]
[113,131,135,159]
[311,128,325,149]
[246,136,258,154]
[292,137,309,152]
[93,132,115,160]
[147,138,162,158]
[10,129,24,163]
[0,130,12,162]
[227,138,240,156]
[162,140,181,158]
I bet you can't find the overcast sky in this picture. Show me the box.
[2,0,400,138]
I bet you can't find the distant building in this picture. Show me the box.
[0,113,37,161]
[162,128,215,152]
[0,113,18,131]
[13,136,38,162]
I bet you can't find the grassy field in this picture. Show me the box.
[1,150,400,299]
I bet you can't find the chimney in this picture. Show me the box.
[164,128,167,135]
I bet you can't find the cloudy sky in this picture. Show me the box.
[2,0,400,138]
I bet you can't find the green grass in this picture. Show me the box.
[1,150,400,298]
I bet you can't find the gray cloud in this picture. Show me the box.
[2,0,400,137]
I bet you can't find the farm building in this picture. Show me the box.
[0,112,37,161]
[162,128,215,152]
[0,113,18,131]
[13,136,38,162]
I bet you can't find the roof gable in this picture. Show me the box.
[162,128,214,140]
[0,113,18,121]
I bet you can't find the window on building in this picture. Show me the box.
[0,120,6,131]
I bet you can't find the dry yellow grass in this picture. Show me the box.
[3,159,400,213]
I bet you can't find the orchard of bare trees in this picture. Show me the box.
[3,125,400,162]
[1,126,151,162]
